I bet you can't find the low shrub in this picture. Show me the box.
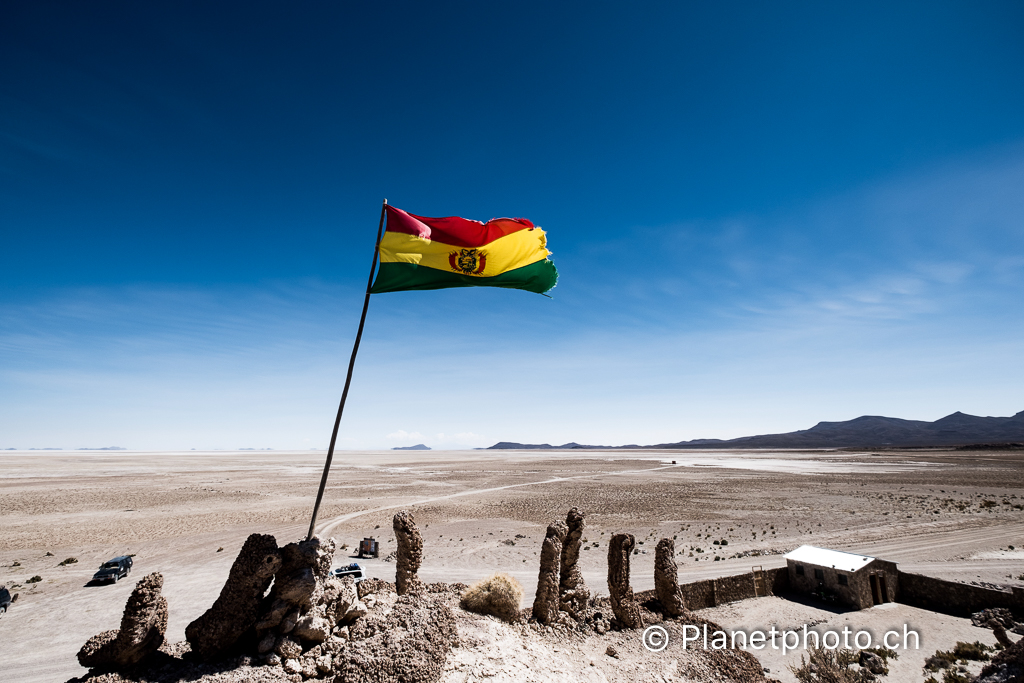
[952,641,992,661]
[862,645,899,663]
[460,573,524,623]
[925,650,956,671]
[790,647,860,683]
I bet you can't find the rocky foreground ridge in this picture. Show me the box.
[68,508,774,683]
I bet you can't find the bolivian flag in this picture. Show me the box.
[369,205,558,295]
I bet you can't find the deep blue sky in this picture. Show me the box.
[3,1,1023,449]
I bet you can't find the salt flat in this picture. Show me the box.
[1,448,1022,682]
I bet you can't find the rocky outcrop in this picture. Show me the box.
[532,521,566,624]
[334,589,459,683]
[256,537,333,628]
[78,572,168,668]
[974,607,1020,630]
[654,538,687,617]
[607,533,642,629]
[558,507,590,618]
[991,621,1014,649]
[859,650,885,674]
[181,532,371,672]
[393,510,423,595]
[185,533,281,660]
[975,629,1023,683]
[73,531,454,680]
[253,536,350,662]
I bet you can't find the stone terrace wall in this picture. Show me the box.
[675,567,789,610]
[640,565,1024,618]
[897,571,1024,617]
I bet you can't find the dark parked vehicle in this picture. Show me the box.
[92,556,132,583]
[329,563,365,582]
[358,538,379,558]
[0,585,13,613]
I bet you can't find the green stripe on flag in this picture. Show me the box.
[370,259,558,295]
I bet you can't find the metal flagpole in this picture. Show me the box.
[306,198,388,541]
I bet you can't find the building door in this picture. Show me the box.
[869,574,882,605]
[877,574,889,603]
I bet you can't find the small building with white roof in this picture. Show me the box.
[784,545,898,609]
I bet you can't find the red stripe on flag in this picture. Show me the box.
[384,205,535,248]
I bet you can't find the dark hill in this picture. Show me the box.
[487,410,1024,450]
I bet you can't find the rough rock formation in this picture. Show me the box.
[393,510,423,595]
[72,531,464,682]
[460,573,524,623]
[991,621,1014,649]
[532,521,566,624]
[607,533,642,629]
[253,536,345,659]
[334,589,459,683]
[321,574,362,627]
[558,507,590,618]
[973,607,1018,629]
[859,650,885,675]
[78,572,168,668]
[654,538,687,617]
[259,537,334,622]
[185,533,281,660]
[975,629,1024,683]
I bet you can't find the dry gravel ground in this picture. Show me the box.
[1,448,1022,682]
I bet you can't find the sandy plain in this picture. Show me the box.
[1,448,1022,683]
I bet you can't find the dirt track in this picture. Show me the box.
[1,448,1022,682]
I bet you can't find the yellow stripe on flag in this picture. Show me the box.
[378,227,549,277]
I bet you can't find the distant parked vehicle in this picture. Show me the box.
[92,556,132,584]
[329,563,365,582]
[358,538,379,558]
[0,585,14,613]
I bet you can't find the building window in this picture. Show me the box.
[814,568,824,580]
[795,564,804,576]
[837,574,848,586]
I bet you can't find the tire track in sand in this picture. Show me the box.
[316,462,684,537]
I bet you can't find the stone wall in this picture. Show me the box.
[676,567,789,610]
[671,565,1023,619]
[897,571,1024,617]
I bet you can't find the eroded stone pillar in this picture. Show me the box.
[532,521,567,623]
[559,507,591,618]
[607,533,642,629]
[186,534,282,660]
[393,510,423,595]
[654,538,687,617]
[79,572,169,668]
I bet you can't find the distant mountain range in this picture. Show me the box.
[393,444,431,451]
[487,410,1024,450]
